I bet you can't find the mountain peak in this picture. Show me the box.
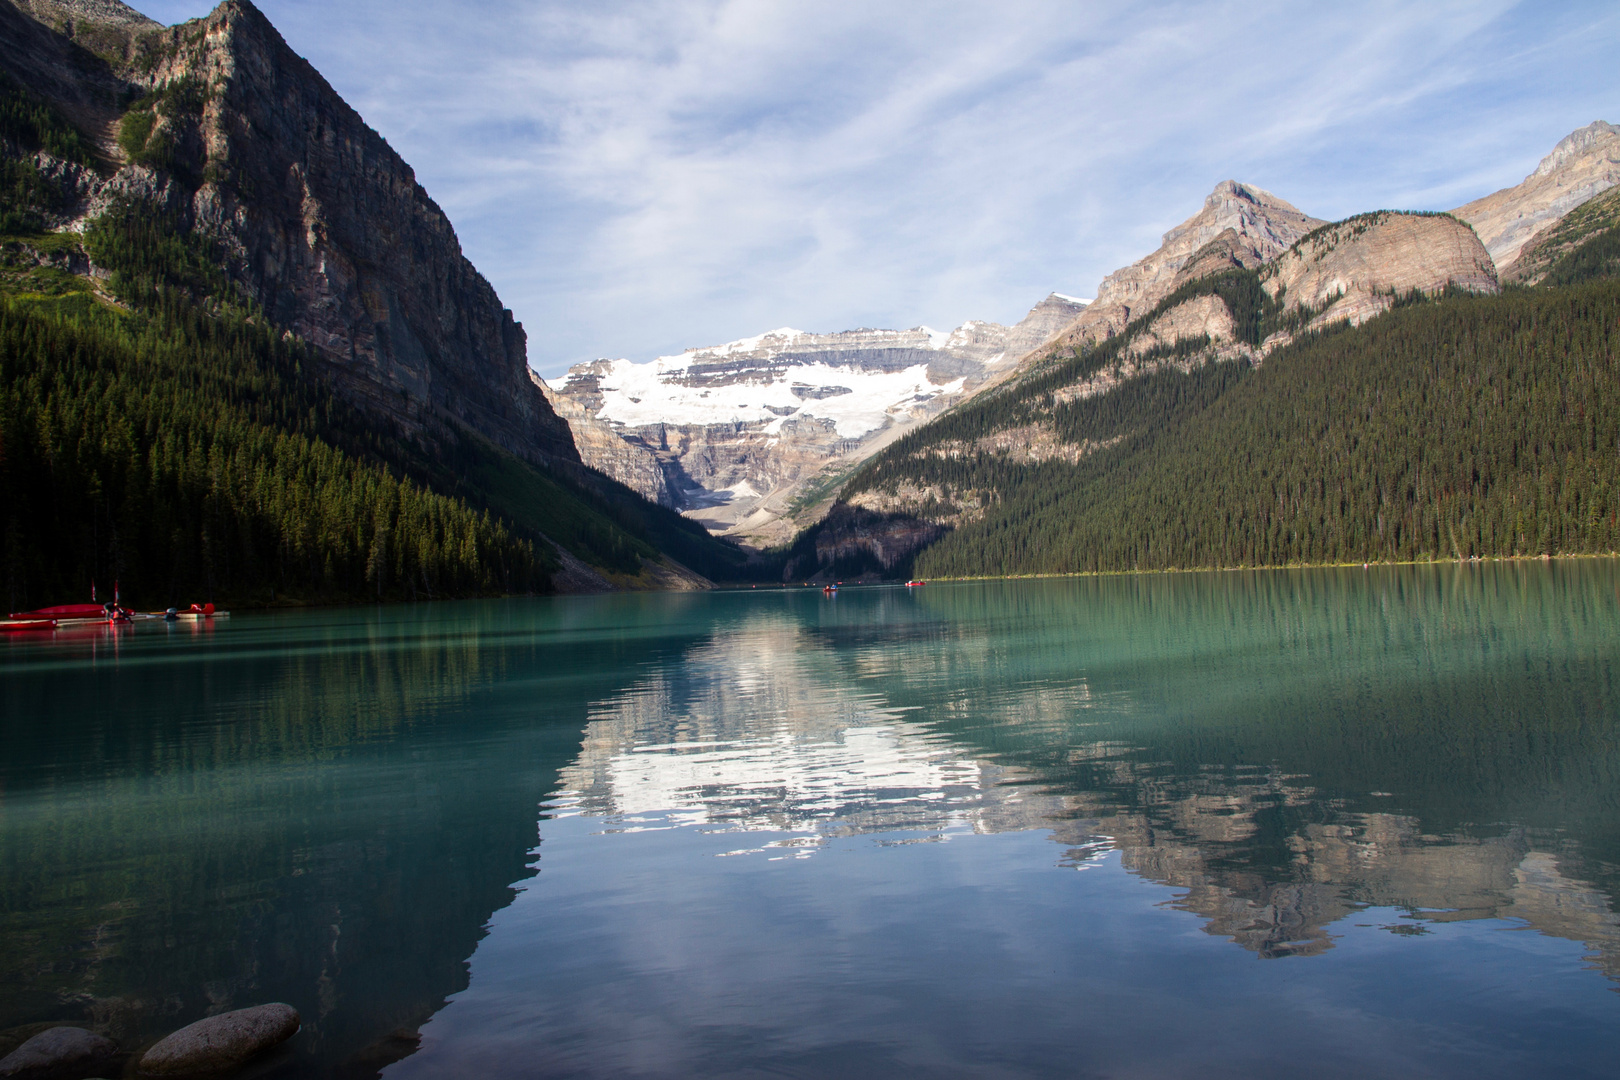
[1204,179,1278,210]
[1454,121,1620,267]
[1030,181,1324,354]
[1534,121,1620,178]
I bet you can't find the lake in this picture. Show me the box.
[3,563,1619,1078]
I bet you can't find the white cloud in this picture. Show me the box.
[133,1,1620,377]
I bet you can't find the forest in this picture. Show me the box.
[836,219,1620,580]
[0,211,551,609]
[0,76,755,609]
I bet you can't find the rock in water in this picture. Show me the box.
[137,1005,299,1078]
[0,1026,118,1080]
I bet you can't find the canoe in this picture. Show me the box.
[9,604,104,620]
[0,619,55,632]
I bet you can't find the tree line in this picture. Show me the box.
[911,281,1620,577]
[0,226,551,609]
[831,218,1620,579]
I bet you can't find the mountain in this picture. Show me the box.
[1031,181,1324,355]
[1454,121,1620,268]
[534,372,678,508]
[0,0,758,605]
[547,295,1090,546]
[894,280,1620,580]
[785,127,1617,582]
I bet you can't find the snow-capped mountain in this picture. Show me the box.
[545,296,1088,544]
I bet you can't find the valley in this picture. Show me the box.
[556,123,1620,580]
[3,6,1619,1080]
[0,0,1617,601]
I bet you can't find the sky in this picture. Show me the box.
[130,1,1619,379]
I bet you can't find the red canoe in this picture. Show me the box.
[0,619,56,632]
[9,604,106,620]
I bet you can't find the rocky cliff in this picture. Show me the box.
[1261,211,1498,334]
[1454,121,1620,269]
[1498,184,1620,285]
[0,0,578,466]
[551,296,1090,545]
[533,371,674,506]
[1034,181,1324,357]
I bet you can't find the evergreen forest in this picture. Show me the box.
[837,223,1620,579]
[0,80,754,610]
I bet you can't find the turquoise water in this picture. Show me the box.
[3,564,1619,1077]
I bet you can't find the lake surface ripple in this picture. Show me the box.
[3,564,1619,1077]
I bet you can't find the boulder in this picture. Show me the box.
[0,1026,118,1080]
[137,1005,299,1078]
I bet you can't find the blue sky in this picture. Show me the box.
[132,1,1618,378]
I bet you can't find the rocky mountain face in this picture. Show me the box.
[1034,181,1324,356]
[1454,121,1620,269]
[549,296,1090,545]
[1104,211,1498,365]
[1499,184,1620,285]
[808,196,1520,580]
[532,372,675,507]
[1260,211,1498,335]
[0,0,578,466]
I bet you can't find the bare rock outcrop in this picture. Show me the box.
[11,0,154,30]
[1037,181,1324,356]
[793,504,942,581]
[1261,211,1498,333]
[1123,293,1237,358]
[1499,184,1620,285]
[1454,121,1620,268]
[532,371,675,506]
[996,292,1090,362]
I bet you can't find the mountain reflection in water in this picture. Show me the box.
[546,570,1620,977]
[3,564,1619,1078]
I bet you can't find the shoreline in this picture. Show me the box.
[909,550,1620,585]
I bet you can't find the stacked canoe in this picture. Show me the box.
[2,603,228,632]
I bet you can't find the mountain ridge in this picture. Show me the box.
[1453,120,1620,268]
[780,120,1620,582]
[548,294,1091,545]
[1028,181,1326,361]
[550,123,1616,562]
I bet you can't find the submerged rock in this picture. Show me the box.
[0,1026,118,1080]
[137,1005,299,1078]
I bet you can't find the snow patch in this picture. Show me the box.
[1052,293,1093,305]
[591,356,967,439]
[697,328,805,357]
